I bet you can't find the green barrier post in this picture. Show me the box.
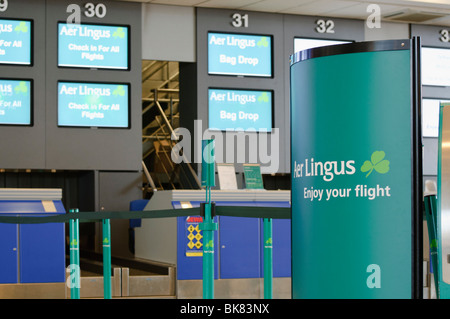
[200,139,217,299]
[69,208,80,299]
[424,195,439,298]
[263,218,273,299]
[102,218,112,299]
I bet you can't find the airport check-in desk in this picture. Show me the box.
[132,189,291,298]
[0,188,66,298]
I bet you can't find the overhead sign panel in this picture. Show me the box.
[208,88,272,132]
[58,81,129,128]
[58,22,129,70]
[0,79,32,125]
[208,32,272,77]
[422,47,450,87]
[0,19,32,65]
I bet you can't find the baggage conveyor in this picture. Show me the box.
[65,251,176,299]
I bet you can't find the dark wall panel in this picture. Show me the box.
[0,0,141,171]
[0,0,46,169]
[45,0,142,171]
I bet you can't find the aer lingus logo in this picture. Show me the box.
[257,37,269,47]
[205,240,214,249]
[15,22,28,33]
[113,85,125,96]
[14,82,28,94]
[258,92,269,103]
[361,151,390,177]
[113,27,125,39]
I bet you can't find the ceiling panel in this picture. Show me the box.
[115,0,450,26]
[194,0,262,9]
[325,3,406,19]
[148,0,206,5]
[278,0,360,15]
[240,0,316,13]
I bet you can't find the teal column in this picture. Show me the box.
[263,218,273,299]
[69,208,80,299]
[200,139,217,299]
[201,201,217,299]
[424,195,439,298]
[102,219,112,299]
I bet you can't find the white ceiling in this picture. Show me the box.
[117,0,450,26]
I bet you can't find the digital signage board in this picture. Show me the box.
[58,22,129,70]
[58,81,129,128]
[0,19,32,65]
[208,32,272,77]
[0,79,32,125]
[208,88,272,132]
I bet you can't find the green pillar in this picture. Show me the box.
[69,208,80,299]
[102,219,112,299]
[200,202,217,299]
[263,218,273,299]
[200,139,217,299]
[424,195,439,297]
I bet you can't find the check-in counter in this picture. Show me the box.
[0,188,66,298]
[132,189,291,298]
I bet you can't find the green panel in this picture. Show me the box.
[243,164,264,189]
[291,47,413,298]
[437,102,450,298]
[201,139,215,187]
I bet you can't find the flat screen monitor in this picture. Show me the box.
[208,88,273,132]
[0,79,32,125]
[422,98,450,137]
[422,47,450,87]
[294,37,351,53]
[208,32,272,77]
[0,19,32,65]
[58,81,129,128]
[58,22,129,70]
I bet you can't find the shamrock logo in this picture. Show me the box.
[113,85,125,96]
[113,27,125,39]
[258,92,269,103]
[15,22,28,33]
[14,82,28,94]
[205,240,214,249]
[430,239,438,249]
[361,151,390,178]
[257,37,269,47]
[265,238,272,245]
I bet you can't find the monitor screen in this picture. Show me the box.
[422,98,450,137]
[422,47,450,87]
[58,81,129,128]
[0,79,32,125]
[208,32,272,77]
[0,19,32,65]
[58,22,129,70]
[294,37,351,53]
[208,88,273,132]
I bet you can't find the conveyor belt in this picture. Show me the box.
[66,251,176,298]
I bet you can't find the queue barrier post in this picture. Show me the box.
[102,218,112,299]
[69,208,80,299]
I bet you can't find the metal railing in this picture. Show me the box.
[142,67,201,191]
